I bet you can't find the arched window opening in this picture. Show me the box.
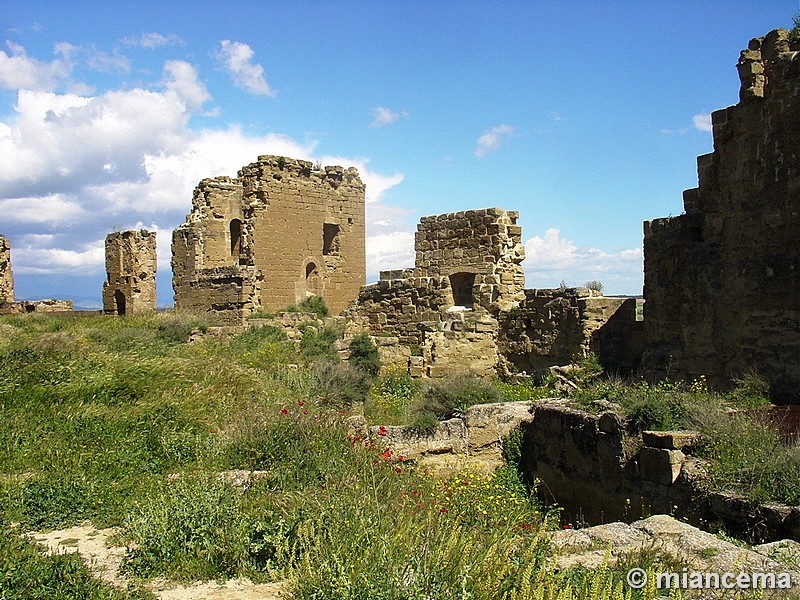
[305,262,320,296]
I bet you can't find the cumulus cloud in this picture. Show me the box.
[0,47,406,301]
[523,228,643,294]
[214,40,275,97]
[693,112,712,133]
[371,106,407,127]
[0,41,74,91]
[474,124,514,158]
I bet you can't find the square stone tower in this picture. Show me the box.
[0,235,13,307]
[172,155,366,323]
[102,230,157,315]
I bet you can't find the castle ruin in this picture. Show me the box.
[0,235,13,308]
[643,29,800,400]
[102,230,157,316]
[172,156,365,323]
[342,208,641,378]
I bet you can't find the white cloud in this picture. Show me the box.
[522,228,643,294]
[13,239,105,275]
[365,232,415,279]
[0,41,74,91]
[474,124,514,158]
[122,32,184,49]
[693,112,712,133]
[0,194,86,225]
[371,106,407,127]
[214,40,275,97]
[0,46,407,300]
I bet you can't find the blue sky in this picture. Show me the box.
[1,1,797,307]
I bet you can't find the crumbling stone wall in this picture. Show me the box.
[0,235,13,307]
[415,208,526,312]
[344,208,640,377]
[102,230,157,315]
[643,29,800,400]
[499,289,643,377]
[172,156,365,323]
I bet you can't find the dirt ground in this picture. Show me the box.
[30,523,286,600]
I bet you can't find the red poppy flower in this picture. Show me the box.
[377,425,387,436]
[394,467,402,474]
[303,410,308,415]
[380,450,393,461]
[209,429,216,433]
[298,400,304,406]
[280,408,288,414]
[439,507,447,514]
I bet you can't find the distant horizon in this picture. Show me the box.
[2,1,797,306]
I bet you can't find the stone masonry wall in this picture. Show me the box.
[0,235,13,307]
[415,208,526,312]
[343,208,641,378]
[173,156,365,323]
[643,29,800,400]
[498,289,643,377]
[102,230,157,315]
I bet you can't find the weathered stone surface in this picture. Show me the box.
[643,29,800,401]
[0,235,12,307]
[342,209,641,378]
[554,515,800,580]
[642,430,700,450]
[102,230,156,315]
[172,156,365,323]
[636,447,685,485]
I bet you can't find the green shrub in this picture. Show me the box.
[726,372,771,409]
[347,333,380,377]
[299,325,341,361]
[409,375,501,432]
[312,359,372,406]
[122,474,251,580]
[0,523,153,599]
[281,296,329,318]
[791,11,800,43]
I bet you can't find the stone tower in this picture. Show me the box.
[643,29,800,399]
[0,235,13,307]
[102,230,157,315]
[172,155,366,323]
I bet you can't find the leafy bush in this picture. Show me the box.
[410,375,501,432]
[347,333,380,377]
[584,279,604,293]
[299,325,341,361]
[313,359,372,406]
[791,11,800,43]
[726,372,771,409]
[281,296,330,318]
[122,474,252,580]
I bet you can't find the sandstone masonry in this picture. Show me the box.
[643,29,800,400]
[102,230,157,315]
[0,234,13,308]
[343,208,641,377]
[172,156,365,324]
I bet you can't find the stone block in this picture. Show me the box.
[637,447,684,485]
[641,430,700,451]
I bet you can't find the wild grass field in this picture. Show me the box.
[0,311,795,599]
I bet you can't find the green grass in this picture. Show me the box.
[1,312,796,598]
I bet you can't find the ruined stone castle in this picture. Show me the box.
[341,208,641,378]
[0,235,13,308]
[643,28,800,400]
[102,230,157,316]
[171,156,365,323]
